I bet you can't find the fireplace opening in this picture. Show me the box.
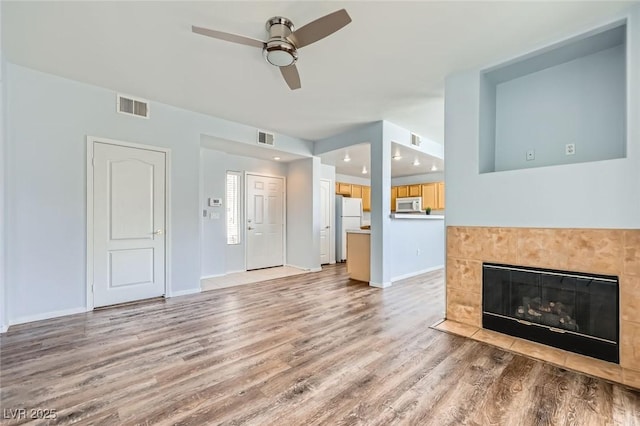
[482,263,619,363]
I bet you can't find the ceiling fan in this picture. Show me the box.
[192,9,351,90]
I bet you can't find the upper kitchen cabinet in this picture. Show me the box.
[351,184,363,199]
[362,186,371,212]
[397,186,409,198]
[437,182,445,209]
[391,187,398,212]
[421,183,437,210]
[337,182,352,196]
[408,184,421,197]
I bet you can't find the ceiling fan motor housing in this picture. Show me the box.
[263,16,298,67]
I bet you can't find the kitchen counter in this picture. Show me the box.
[346,231,370,283]
[390,213,444,220]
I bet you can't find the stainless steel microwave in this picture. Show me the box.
[396,197,422,212]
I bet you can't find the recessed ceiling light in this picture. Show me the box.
[343,153,351,162]
[392,155,402,160]
[362,165,368,174]
[273,156,281,160]
[413,159,420,166]
[431,165,438,171]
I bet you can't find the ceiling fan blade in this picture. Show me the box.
[280,65,301,90]
[192,25,265,49]
[290,9,351,49]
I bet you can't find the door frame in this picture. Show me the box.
[86,135,172,311]
[244,172,287,271]
[319,178,335,265]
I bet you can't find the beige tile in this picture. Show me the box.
[564,353,622,383]
[433,320,479,338]
[471,329,515,351]
[515,228,623,275]
[624,230,640,276]
[480,227,518,264]
[622,368,640,390]
[510,338,568,367]
[621,275,640,323]
[446,287,481,327]
[446,257,481,292]
[447,226,484,260]
[620,320,640,371]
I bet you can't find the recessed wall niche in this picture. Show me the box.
[479,21,627,173]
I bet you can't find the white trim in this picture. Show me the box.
[86,136,172,311]
[285,264,320,272]
[391,265,444,283]
[369,281,392,288]
[167,288,201,298]
[200,273,225,279]
[9,307,86,327]
[244,172,287,270]
[1,325,8,334]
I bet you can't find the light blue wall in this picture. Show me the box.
[389,219,445,281]
[445,6,640,229]
[200,148,289,278]
[4,63,312,325]
[494,44,626,171]
[286,157,321,271]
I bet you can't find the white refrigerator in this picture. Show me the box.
[335,196,363,262]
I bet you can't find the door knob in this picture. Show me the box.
[153,229,163,235]
[325,226,330,229]
[248,226,254,230]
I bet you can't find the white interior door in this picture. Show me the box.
[92,142,166,307]
[320,179,331,265]
[246,174,284,270]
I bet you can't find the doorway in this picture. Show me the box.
[245,174,285,270]
[87,137,169,308]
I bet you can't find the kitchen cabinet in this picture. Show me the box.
[351,184,363,199]
[437,182,445,209]
[347,231,370,282]
[337,182,352,196]
[397,186,409,198]
[408,184,421,197]
[421,183,437,210]
[391,187,397,211]
[362,186,371,212]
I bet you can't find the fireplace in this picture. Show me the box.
[482,263,619,363]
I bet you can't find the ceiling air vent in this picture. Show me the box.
[411,133,422,147]
[117,94,150,119]
[257,131,275,146]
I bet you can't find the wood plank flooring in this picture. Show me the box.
[1,264,639,425]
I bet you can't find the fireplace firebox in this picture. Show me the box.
[482,263,619,363]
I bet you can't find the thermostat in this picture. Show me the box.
[208,198,222,207]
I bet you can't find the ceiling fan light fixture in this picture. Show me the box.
[263,42,298,67]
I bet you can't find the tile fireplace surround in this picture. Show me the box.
[445,226,640,388]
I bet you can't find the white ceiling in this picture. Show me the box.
[317,142,445,178]
[2,1,636,143]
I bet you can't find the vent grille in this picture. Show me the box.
[257,131,275,146]
[117,94,150,119]
[411,133,421,146]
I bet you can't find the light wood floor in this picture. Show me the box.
[1,264,638,425]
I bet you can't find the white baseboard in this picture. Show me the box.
[200,273,225,279]
[168,288,201,298]
[391,265,444,283]
[285,264,317,272]
[369,281,392,288]
[9,306,87,327]
[310,267,322,272]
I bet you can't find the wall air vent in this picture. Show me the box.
[117,94,150,119]
[411,133,422,147]
[257,131,275,146]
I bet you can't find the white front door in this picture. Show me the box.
[92,142,166,307]
[246,174,284,270]
[320,179,331,265]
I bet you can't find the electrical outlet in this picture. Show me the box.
[565,143,575,155]
[526,150,535,161]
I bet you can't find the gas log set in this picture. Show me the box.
[515,297,578,331]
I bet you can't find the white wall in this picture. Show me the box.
[389,219,445,281]
[391,172,445,186]
[445,7,640,229]
[200,148,288,278]
[286,158,321,271]
[0,8,6,331]
[494,45,625,171]
[4,63,312,326]
[335,173,370,186]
